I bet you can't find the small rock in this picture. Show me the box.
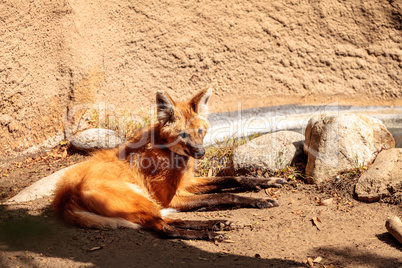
[70,128,123,151]
[232,131,305,173]
[318,198,333,206]
[355,148,402,203]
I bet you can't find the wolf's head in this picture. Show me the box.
[156,89,212,159]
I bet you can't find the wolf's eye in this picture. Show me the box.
[179,132,189,139]
[198,128,204,134]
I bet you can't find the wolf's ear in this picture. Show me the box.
[156,90,176,125]
[189,88,213,116]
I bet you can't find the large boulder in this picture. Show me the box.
[70,128,123,151]
[355,148,402,203]
[232,131,305,173]
[304,113,395,183]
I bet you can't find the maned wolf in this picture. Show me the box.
[53,89,286,241]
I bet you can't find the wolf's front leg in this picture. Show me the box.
[164,218,236,231]
[185,176,286,194]
[169,193,279,211]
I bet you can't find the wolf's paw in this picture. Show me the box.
[212,220,236,231]
[211,233,229,242]
[259,177,287,188]
[254,198,279,209]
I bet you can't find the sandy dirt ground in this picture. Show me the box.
[0,151,401,268]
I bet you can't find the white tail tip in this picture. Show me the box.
[160,208,178,217]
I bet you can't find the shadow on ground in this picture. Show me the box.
[0,205,303,268]
[311,244,401,267]
[376,232,402,251]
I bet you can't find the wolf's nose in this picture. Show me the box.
[195,148,205,159]
[190,145,205,159]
